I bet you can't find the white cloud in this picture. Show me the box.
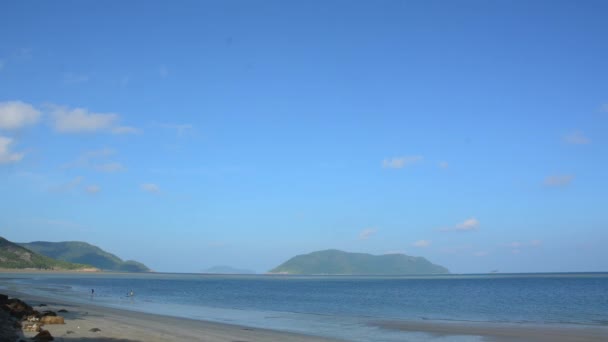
[413,240,431,248]
[441,217,480,232]
[438,161,449,169]
[382,156,423,169]
[141,183,160,193]
[95,162,126,173]
[563,131,590,145]
[0,136,24,164]
[358,228,377,240]
[456,217,479,231]
[0,101,41,130]
[544,175,574,187]
[49,105,138,134]
[85,185,101,194]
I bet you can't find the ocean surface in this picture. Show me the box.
[1,273,607,341]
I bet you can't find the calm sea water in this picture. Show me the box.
[1,273,607,341]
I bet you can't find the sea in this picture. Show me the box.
[1,272,607,341]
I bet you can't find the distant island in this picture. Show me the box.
[19,241,151,272]
[269,249,449,275]
[202,265,255,274]
[0,237,96,271]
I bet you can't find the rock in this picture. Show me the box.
[33,330,54,341]
[23,322,42,332]
[66,330,75,334]
[42,310,57,317]
[58,309,68,313]
[89,328,101,332]
[0,294,8,304]
[40,316,64,324]
[5,298,34,319]
[38,304,47,307]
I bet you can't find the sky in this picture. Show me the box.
[1,1,607,274]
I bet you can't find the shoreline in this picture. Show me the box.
[1,288,344,342]
[2,285,608,341]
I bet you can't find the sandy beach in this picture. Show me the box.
[2,286,608,342]
[1,289,343,342]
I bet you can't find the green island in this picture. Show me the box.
[269,249,449,275]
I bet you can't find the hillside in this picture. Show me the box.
[269,249,449,275]
[0,237,95,270]
[20,241,151,272]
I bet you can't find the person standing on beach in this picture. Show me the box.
[91,289,94,296]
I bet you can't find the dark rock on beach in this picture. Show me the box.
[33,330,54,341]
[5,297,34,319]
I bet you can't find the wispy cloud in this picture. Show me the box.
[95,162,126,173]
[155,122,194,137]
[563,131,590,145]
[48,104,138,134]
[0,101,41,130]
[141,183,160,194]
[85,185,101,194]
[50,176,84,193]
[358,228,377,240]
[544,175,574,187]
[412,240,431,248]
[600,104,608,113]
[473,251,488,257]
[0,136,24,164]
[441,217,480,232]
[438,161,449,169]
[63,148,126,173]
[382,156,423,169]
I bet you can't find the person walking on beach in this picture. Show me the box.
[91,289,94,296]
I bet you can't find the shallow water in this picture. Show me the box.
[1,273,607,341]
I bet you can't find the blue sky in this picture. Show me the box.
[1,1,607,273]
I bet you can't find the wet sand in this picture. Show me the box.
[374,320,608,342]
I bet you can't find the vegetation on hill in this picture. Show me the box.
[20,241,150,272]
[0,237,94,270]
[269,249,449,275]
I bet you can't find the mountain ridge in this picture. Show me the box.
[0,236,97,271]
[19,241,151,272]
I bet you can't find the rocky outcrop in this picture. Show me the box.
[4,297,34,319]
[33,329,54,341]
[40,316,65,324]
